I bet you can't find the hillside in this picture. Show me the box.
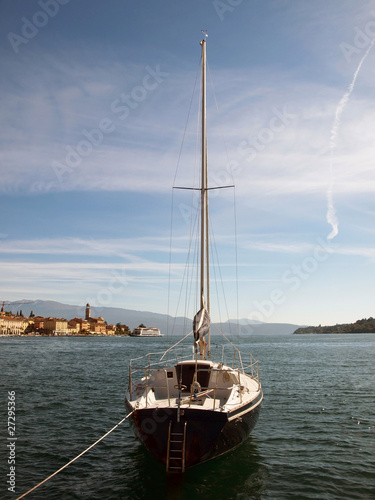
[4,299,300,336]
[293,317,375,334]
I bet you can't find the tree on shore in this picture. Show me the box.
[294,316,375,334]
[115,323,131,335]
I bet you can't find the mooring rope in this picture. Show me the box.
[16,411,134,499]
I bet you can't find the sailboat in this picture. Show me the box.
[125,38,263,472]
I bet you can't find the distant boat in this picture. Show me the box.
[125,38,262,473]
[131,327,163,337]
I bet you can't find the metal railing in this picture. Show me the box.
[128,344,260,406]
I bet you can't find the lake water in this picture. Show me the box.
[1,334,374,499]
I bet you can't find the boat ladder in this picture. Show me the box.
[166,420,187,473]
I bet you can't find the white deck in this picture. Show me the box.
[128,360,261,413]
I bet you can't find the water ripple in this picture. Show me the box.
[1,334,374,499]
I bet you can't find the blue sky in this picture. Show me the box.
[1,0,375,326]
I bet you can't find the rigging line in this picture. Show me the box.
[172,58,201,188]
[232,186,240,339]
[207,62,236,186]
[168,192,197,335]
[168,59,201,334]
[174,65,203,323]
[181,91,200,326]
[209,238,222,327]
[184,210,199,325]
[181,58,202,327]
[207,62,240,336]
[211,323,245,373]
[209,218,233,336]
[211,322,243,366]
[169,210,199,335]
[167,188,175,337]
[15,411,135,500]
[189,88,203,320]
[159,330,194,361]
[193,214,200,316]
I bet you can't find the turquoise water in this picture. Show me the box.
[1,334,374,499]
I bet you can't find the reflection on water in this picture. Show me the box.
[118,436,265,500]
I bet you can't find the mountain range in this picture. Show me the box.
[4,299,301,336]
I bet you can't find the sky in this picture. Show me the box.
[1,0,375,327]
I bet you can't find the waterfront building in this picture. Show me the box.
[85,303,91,320]
[68,318,90,334]
[0,316,29,335]
[44,317,69,335]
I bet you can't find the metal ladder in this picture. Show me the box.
[166,420,187,472]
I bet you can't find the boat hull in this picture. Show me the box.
[125,395,262,471]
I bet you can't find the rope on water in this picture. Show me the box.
[16,411,134,500]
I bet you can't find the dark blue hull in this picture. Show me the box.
[125,395,262,471]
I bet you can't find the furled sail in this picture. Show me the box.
[193,307,210,342]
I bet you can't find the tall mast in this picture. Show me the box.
[200,39,207,311]
[200,38,210,355]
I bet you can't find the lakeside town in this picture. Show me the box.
[0,302,132,336]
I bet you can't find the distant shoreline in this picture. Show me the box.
[293,331,375,335]
[0,333,131,338]
[293,316,375,335]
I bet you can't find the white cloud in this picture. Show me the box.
[0,236,185,257]
[2,44,375,202]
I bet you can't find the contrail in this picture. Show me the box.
[327,37,375,240]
